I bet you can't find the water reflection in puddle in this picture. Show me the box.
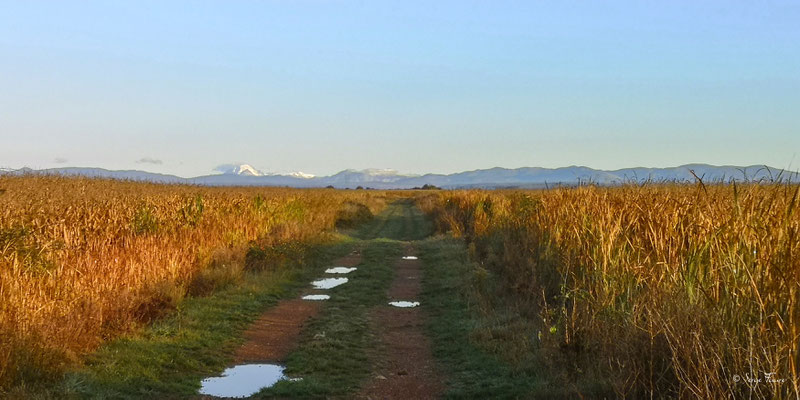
[302,294,330,301]
[389,301,420,308]
[311,277,348,289]
[325,267,357,274]
[199,364,286,398]
[401,256,418,260]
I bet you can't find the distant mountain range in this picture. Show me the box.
[2,164,798,189]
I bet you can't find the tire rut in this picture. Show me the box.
[229,251,362,364]
[357,246,443,399]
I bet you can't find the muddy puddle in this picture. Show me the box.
[302,294,330,301]
[199,363,287,398]
[401,256,418,260]
[311,277,348,289]
[325,267,357,274]
[389,301,420,308]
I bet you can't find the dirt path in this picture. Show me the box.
[206,201,442,398]
[233,251,362,363]
[357,248,444,399]
[234,299,320,362]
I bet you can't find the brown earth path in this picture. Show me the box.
[357,248,444,400]
[233,250,362,363]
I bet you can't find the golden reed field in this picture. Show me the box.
[417,183,799,399]
[0,176,388,389]
[2,175,798,398]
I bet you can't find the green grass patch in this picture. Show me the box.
[419,235,595,399]
[353,199,433,241]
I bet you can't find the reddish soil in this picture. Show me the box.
[234,299,320,362]
[330,251,362,268]
[234,251,362,362]
[358,251,444,400]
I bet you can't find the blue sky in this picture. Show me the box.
[1,1,798,177]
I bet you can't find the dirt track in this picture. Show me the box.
[357,250,443,399]
[234,252,362,363]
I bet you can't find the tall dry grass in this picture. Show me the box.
[418,183,799,398]
[0,175,387,389]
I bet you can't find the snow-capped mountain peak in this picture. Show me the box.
[234,164,263,176]
[287,171,315,179]
[213,164,315,179]
[214,163,264,176]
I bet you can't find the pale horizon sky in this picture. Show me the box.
[1,1,799,177]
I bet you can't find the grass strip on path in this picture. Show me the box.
[258,239,401,398]
[259,200,430,397]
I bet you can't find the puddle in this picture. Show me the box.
[311,277,348,289]
[389,301,420,308]
[325,267,357,274]
[302,294,330,301]
[401,256,418,260]
[199,364,286,398]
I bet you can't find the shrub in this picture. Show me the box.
[334,201,374,229]
[131,205,159,234]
